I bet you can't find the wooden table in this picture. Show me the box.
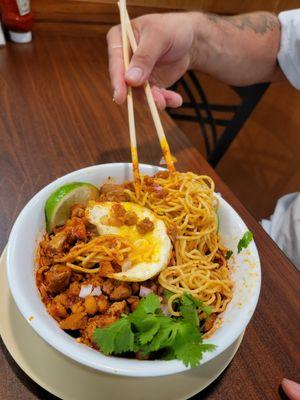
[0,24,299,400]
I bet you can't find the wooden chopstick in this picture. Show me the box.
[118,2,176,173]
[118,0,141,195]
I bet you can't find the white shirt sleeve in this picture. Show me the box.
[278,9,300,89]
[261,192,300,270]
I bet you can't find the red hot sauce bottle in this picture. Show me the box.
[1,0,33,43]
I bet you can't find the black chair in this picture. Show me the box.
[167,71,269,167]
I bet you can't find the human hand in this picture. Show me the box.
[107,11,283,110]
[107,13,196,110]
[282,378,300,400]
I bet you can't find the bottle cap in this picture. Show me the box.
[9,31,32,43]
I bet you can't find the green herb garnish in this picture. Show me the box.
[237,231,253,253]
[93,293,216,368]
[164,289,174,301]
[180,292,212,318]
[225,250,233,260]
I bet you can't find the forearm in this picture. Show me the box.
[190,12,285,85]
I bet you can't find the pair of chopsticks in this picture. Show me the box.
[118,0,175,196]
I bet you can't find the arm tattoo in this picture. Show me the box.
[207,12,279,35]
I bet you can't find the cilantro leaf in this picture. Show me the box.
[161,349,176,360]
[113,319,135,354]
[202,305,212,316]
[172,322,202,367]
[172,322,217,368]
[136,316,160,345]
[164,289,181,311]
[180,304,199,326]
[93,292,216,368]
[225,250,233,260]
[198,343,217,352]
[93,326,115,355]
[144,317,178,353]
[93,317,134,355]
[133,293,161,316]
[175,341,206,368]
[178,320,201,343]
[181,293,212,316]
[180,293,195,307]
[176,342,216,368]
[164,289,175,301]
[237,231,253,253]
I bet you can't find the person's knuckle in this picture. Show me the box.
[106,28,113,42]
[134,52,153,67]
[141,13,160,24]
[106,25,120,43]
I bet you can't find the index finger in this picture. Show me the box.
[107,25,127,104]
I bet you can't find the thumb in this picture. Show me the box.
[282,379,300,400]
[125,31,166,86]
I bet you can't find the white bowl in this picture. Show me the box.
[7,163,261,377]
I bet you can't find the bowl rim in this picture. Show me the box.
[6,163,261,377]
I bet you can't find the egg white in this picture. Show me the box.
[85,201,172,281]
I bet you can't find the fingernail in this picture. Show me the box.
[113,89,117,102]
[125,67,143,83]
[174,93,183,107]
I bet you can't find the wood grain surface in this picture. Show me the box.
[30,0,300,29]
[0,24,299,400]
[30,0,168,29]
[72,0,300,14]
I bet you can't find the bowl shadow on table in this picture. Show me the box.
[0,295,61,400]
[189,371,227,399]
[0,338,59,400]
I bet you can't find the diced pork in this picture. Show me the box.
[107,300,127,317]
[47,232,68,254]
[136,218,154,234]
[97,295,110,313]
[98,261,115,277]
[110,283,132,300]
[60,312,87,330]
[45,265,71,294]
[127,296,140,312]
[124,211,138,226]
[102,279,115,296]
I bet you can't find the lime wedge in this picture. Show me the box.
[45,182,99,233]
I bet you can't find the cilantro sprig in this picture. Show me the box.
[225,230,253,259]
[93,293,216,368]
[225,250,233,260]
[237,230,253,253]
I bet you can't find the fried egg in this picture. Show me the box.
[85,201,172,281]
